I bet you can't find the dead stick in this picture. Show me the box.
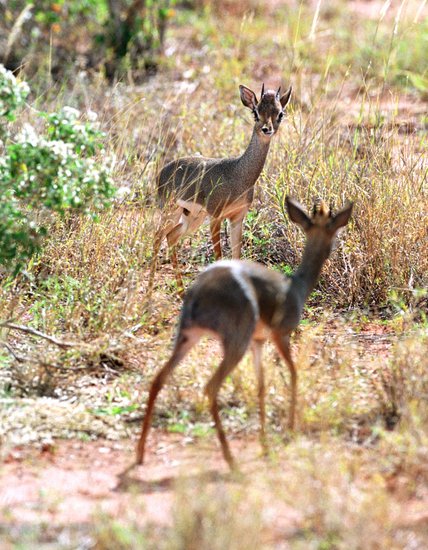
[0,321,77,349]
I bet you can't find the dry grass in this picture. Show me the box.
[1,1,428,548]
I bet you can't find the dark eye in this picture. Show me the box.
[277,111,284,122]
[252,108,260,122]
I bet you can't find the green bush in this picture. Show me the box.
[0,64,116,275]
[0,64,29,123]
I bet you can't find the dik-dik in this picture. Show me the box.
[150,83,292,290]
[137,197,353,470]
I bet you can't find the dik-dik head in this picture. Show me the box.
[286,197,353,260]
[239,83,292,140]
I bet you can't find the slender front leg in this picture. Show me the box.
[230,212,247,259]
[210,218,222,260]
[272,332,297,430]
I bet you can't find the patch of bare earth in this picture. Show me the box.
[1,326,425,545]
[1,432,428,546]
[0,436,301,541]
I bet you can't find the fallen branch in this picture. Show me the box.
[0,321,77,349]
[0,341,25,362]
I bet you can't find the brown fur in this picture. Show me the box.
[137,197,353,470]
[148,84,292,293]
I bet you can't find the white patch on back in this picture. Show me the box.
[206,260,259,318]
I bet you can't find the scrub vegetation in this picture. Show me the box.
[0,1,427,548]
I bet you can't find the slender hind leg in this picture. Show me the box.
[251,339,267,452]
[204,340,250,470]
[147,208,182,299]
[167,207,206,295]
[136,331,200,465]
[170,245,184,294]
[272,332,297,430]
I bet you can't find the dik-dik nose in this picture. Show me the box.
[262,125,274,135]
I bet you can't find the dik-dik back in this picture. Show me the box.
[158,157,242,218]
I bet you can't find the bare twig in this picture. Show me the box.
[4,4,34,64]
[0,341,25,362]
[0,321,77,349]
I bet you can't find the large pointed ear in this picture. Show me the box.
[239,85,258,110]
[280,85,292,109]
[329,203,353,232]
[286,196,312,231]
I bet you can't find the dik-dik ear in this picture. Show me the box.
[329,203,353,233]
[286,196,312,231]
[239,85,258,110]
[280,86,292,109]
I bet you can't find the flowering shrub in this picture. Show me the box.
[0,65,115,274]
[0,65,30,122]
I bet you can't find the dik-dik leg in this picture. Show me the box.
[166,204,206,293]
[204,329,253,469]
[204,350,248,469]
[136,330,200,465]
[251,339,267,452]
[230,211,248,260]
[210,218,222,260]
[272,331,297,430]
[147,207,182,298]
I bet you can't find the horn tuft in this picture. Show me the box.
[312,199,330,219]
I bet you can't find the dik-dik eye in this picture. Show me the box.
[277,111,284,123]
[252,108,260,122]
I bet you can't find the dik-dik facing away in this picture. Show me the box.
[137,197,353,470]
[149,83,292,291]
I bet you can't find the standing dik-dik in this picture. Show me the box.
[150,83,292,290]
[137,197,353,469]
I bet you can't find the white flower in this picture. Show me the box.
[62,106,80,120]
[87,110,98,122]
[49,140,75,159]
[18,81,30,96]
[16,123,39,146]
[116,185,132,200]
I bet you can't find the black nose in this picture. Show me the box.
[262,127,273,134]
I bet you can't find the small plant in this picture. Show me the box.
[0,65,115,275]
[0,64,29,124]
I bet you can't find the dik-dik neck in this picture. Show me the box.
[234,129,271,188]
[290,241,330,303]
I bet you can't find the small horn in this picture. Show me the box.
[276,86,281,99]
[261,83,265,98]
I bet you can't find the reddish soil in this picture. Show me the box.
[0,434,301,542]
[2,430,427,542]
[0,323,400,538]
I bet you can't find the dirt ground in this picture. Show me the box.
[1,435,304,545]
[2,423,428,547]
[3,324,426,547]
[1,1,427,545]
